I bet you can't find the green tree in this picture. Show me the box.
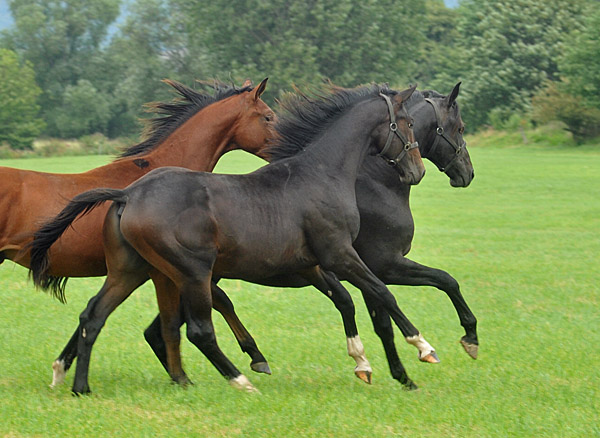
[2,0,120,135]
[174,0,426,100]
[53,79,111,138]
[451,0,587,130]
[559,2,600,108]
[0,48,45,149]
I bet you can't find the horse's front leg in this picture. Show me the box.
[300,267,372,384]
[319,246,438,390]
[211,282,271,374]
[374,255,478,359]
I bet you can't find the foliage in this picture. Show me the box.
[532,81,600,143]
[52,80,111,138]
[2,0,120,135]
[173,0,426,100]
[558,2,600,108]
[452,0,588,130]
[0,48,45,149]
[0,0,598,144]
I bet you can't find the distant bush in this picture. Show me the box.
[28,135,129,158]
[532,81,600,143]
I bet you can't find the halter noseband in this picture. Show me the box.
[424,98,466,174]
[378,93,419,167]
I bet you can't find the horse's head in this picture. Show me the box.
[421,83,474,187]
[229,78,276,159]
[373,85,425,185]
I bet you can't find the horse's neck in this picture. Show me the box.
[300,100,383,184]
[83,104,240,183]
[144,100,241,171]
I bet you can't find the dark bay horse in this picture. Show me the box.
[31,84,428,394]
[143,83,478,389]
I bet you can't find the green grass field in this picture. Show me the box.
[0,144,598,437]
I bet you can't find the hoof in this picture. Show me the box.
[419,351,440,364]
[251,361,272,375]
[71,387,91,396]
[172,374,193,387]
[460,339,478,359]
[402,380,419,391]
[355,369,372,385]
[229,375,260,394]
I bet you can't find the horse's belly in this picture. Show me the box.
[212,237,317,281]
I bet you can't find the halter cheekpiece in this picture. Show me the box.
[424,98,466,174]
[378,93,419,167]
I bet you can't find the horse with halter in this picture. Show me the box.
[30,84,427,394]
[143,83,478,389]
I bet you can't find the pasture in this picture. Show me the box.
[0,144,598,437]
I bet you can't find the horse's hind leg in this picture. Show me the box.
[301,267,372,384]
[72,270,148,394]
[177,269,258,393]
[143,280,271,377]
[375,256,478,359]
[211,282,270,375]
[149,270,191,386]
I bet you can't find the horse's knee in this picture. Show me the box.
[186,321,217,353]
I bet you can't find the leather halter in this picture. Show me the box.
[378,93,419,167]
[424,98,466,173]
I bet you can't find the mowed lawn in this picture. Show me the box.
[0,145,598,437]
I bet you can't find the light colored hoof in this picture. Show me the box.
[419,351,441,364]
[460,339,479,359]
[354,369,372,384]
[50,360,66,388]
[229,375,260,394]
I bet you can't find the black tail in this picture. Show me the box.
[28,188,128,303]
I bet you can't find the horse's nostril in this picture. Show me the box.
[471,169,475,179]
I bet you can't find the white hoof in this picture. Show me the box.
[229,375,260,393]
[50,359,66,388]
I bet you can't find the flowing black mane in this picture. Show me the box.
[119,80,253,158]
[268,83,397,162]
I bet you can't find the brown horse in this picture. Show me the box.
[1,78,273,283]
[2,78,275,385]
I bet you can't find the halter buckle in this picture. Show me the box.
[436,127,444,135]
[390,122,398,132]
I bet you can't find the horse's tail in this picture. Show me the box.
[28,188,128,303]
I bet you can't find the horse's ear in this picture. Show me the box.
[251,78,269,101]
[242,78,253,88]
[446,82,461,107]
[397,84,418,103]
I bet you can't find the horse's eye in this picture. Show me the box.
[265,114,273,123]
[459,126,465,134]
[408,122,414,129]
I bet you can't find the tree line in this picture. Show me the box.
[1,0,598,150]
